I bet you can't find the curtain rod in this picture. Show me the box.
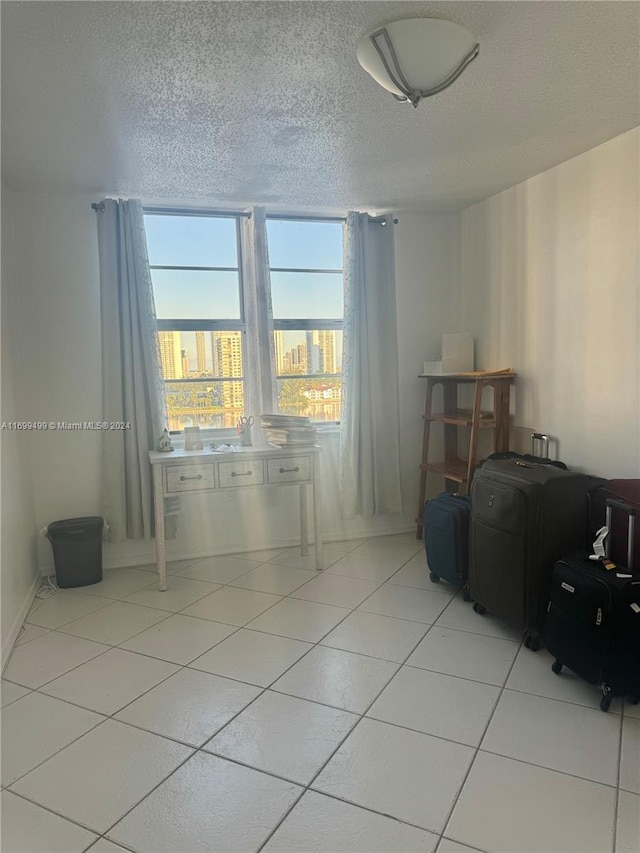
[267,213,346,223]
[368,215,399,225]
[90,202,252,218]
[91,202,397,225]
[268,213,398,225]
[144,206,252,218]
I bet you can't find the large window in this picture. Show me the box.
[144,211,344,430]
[267,218,343,422]
[145,212,246,431]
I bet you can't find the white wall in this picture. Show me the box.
[11,192,103,573]
[454,127,640,476]
[394,212,461,512]
[1,186,39,664]
[8,194,460,571]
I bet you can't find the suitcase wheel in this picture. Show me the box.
[600,693,613,713]
[473,602,487,615]
[429,572,440,584]
[462,588,472,602]
[523,633,541,652]
[551,659,563,675]
[629,695,640,705]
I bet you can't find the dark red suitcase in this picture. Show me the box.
[590,481,640,571]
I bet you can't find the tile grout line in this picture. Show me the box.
[18,542,427,657]
[16,623,627,806]
[6,545,423,841]
[436,630,527,847]
[4,786,120,846]
[22,562,397,724]
[56,607,177,648]
[611,702,626,853]
[254,586,461,851]
[8,577,298,788]
[95,545,425,844]
[11,542,624,851]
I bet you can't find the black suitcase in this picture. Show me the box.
[469,458,597,648]
[424,493,472,599]
[487,432,567,470]
[544,499,640,711]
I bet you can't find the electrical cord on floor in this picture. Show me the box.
[35,574,59,599]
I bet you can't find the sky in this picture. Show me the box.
[144,214,344,321]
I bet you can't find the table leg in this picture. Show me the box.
[299,483,309,556]
[152,464,167,591]
[312,455,323,570]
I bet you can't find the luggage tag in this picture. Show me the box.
[587,526,616,568]
[591,526,608,558]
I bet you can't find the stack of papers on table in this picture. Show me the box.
[260,414,318,447]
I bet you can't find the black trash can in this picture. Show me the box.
[46,517,104,588]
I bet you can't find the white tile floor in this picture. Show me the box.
[1,533,639,853]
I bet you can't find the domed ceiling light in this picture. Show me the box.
[356,18,479,108]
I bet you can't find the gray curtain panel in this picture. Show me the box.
[340,212,402,518]
[96,198,166,542]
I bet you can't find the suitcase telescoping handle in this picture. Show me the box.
[530,433,550,457]
[604,498,636,570]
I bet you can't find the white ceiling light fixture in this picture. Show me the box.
[357,18,479,108]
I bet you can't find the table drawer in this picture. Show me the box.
[267,456,311,483]
[218,460,264,488]
[166,464,215,492]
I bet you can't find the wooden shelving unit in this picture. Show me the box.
[416,371,515,538]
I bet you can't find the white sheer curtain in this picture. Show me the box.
[340,212,402,518]
[96,198,166,542]
[241,206,277,419]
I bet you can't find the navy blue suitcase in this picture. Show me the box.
[424,493,472,599]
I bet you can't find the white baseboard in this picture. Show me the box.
[37,523,417,573]
[101,525,417,570]
[2,572,40,672]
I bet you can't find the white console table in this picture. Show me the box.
[149,445,323,590]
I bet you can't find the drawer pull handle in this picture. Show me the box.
[231,470,253,478]
[279,466,300,474]
[180,474,203,482]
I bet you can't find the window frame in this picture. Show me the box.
[145,208,345,434]
[145,208,248,435]
[266,215,344,423]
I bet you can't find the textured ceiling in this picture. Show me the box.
[2,1,639,212]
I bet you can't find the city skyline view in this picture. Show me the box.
[157,328,342,429]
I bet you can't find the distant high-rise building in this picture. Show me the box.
[210,332,220,378]
[306,331,321,374]
[158,331,183,379]
[181,349,190,376]
[195,331,207,374]
[295,342,307,372]
[316,330,336,374]
[211,332,244,409]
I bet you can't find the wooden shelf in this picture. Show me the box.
[421,460,469,483]
[415,372,515,539]
[426,409,496,427]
